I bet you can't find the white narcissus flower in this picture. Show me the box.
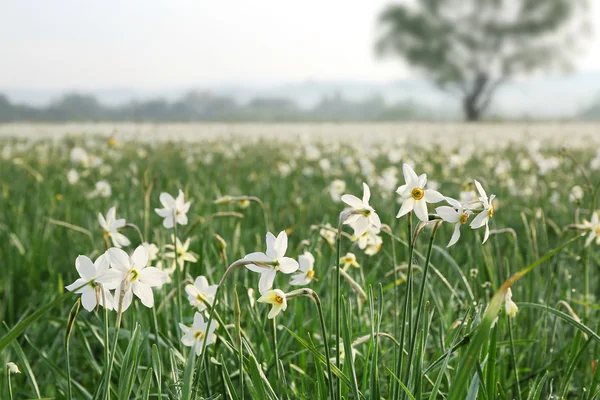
[469,180,496,244]
[106,246,168,311]
[290,251,316,286]
[67,169,79,184]
[396,163,445,222]
[435,197,472,247]
[244,231,299,294]
[142,242,159,261]
[341,183,381,237]
[257,289,287,319]
[185,276,218,311]
[164,236,198,268]
[98,206,130,248]
[66,254,117,312]
[328,179,346,202]
[155,190,192,228]
[582,211,600,247]
[319,223,337,246]
[179,312,217,355]
[94,180,112,198]
[505,288,518,318]
[340,252,359,270]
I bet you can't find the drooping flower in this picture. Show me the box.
[185,276,218,311]
[98,206,130,248]
[106,246,168,311]
[6,362,20,374]
[290,251,316,286]
[179,312,217,355]
[435,197,472,247]
[155,190,192,229]
[505,288,518,318]
[469,180,496,244]
[257,289,287,319]
[582,211,600,247]
[66,254,117,312]
[164,236,198,268]
[244,231,299,294]
[340,252,359,270]
[341,183,381,237]
[396,163,445,222]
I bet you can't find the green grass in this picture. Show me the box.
[0,134,598,399]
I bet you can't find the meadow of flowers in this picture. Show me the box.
[1,124,599,399]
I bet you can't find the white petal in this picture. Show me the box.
[96,269,125,290]
[447,223,461,247]
[436,206,460,223]
[106,207,116,225]
[474,180,488,202]
[131,245,149,269]
[396,198,414,218]
[80,288,98,312]
[369,212,381,230]
[94,253,110,276]
[159,192,176,209]
[362,182,371,205]
[66,278,89,293]
[265,232,277,258]
[98,212,107,229]
[111,232,131,248]
[139,267,168,287]
[482,223,490,244]
[274,231,288,259]
[155,208,171,217]
[402,163,418,184]
[353,216,369,237]
[162,216,174,229]
[424,189,445,203]
[470,212,488,229]
[106,248,131,271]
[133,282,154,308]
[413,200,429,222]
[278,257,299,273]
[75,255,96,280]
[258,269,277,294]
[341,194,364,209]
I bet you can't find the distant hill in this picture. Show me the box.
[3,70,600,119]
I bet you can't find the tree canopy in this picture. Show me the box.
[376,0,589,121]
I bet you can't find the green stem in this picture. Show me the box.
[507,316,522,400]
[103,296,124,400]
[173,216,183,324]
[273,318,281,381]
[405,221,441,385]
[584,245,591,320]
[394,213,413,400]
[335,220,343,400]
[7,368,13,400]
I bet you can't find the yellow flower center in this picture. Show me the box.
[411,187,424,200]
[194,331,205,340]
[306,270,315,279]
[595,227,600,236]
[274,294,284,304]
[129,269,139,281]
[196,293,206,302]
[488,205,495,218]
[103,230,110,238]
[460,213,469,225]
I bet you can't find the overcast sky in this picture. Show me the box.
[1,0,599,89]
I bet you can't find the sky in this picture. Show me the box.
[2,0,599,90]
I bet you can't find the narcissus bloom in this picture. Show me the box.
[164,235,198,268]
[340,252,359,270]
[98,206,130,248]
[179,312,217,355]
[505,288,518,318]
[185,276,218,311]
[66,254,117,312]
[436,198,472,247]
[258,289,287,319]
[583,211,600,247]
[6,362,20,374]
[341,183,381,237]
[396,164,445,222]
[469,180,496,244]
[155,190,191,228]
[290,251,316,286]
[106,246,168,311]
[244,231,299,294]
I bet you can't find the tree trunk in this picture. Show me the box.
[463,99,481,121]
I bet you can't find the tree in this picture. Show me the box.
[375,0,589,121]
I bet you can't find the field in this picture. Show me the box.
[0,122,599,399]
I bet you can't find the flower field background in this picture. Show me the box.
[1,123,599,399]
